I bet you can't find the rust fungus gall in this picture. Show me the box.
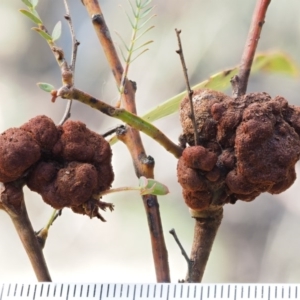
[178,89,300,212]
[0,115,114,220]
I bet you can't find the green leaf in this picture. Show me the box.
[141,51,299,124]
[31,0,39,8]
[19,9,42,24]
[37,82,55,93]
[252,52,299,77]
[21,0,33,8]
[52,21,62,42]
[32,27,53,42]
[139,177,169,196]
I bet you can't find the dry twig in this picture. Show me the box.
[175,29,199,146]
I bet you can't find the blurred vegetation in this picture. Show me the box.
[1,0,300,282]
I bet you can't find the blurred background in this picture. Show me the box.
[1,0,300,283]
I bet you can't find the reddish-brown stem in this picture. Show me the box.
[187,207,223,283]
[116,126,170,282]
[234,0,271,96]
[0,182,51,281]
[82,0,170,282]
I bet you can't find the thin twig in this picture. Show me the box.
[56,86,182,158]
[187,207,223,282]
[175,29,199,146]
[169,228,192,282]
[0,182,51,281]
[59,0,80,125]
[63,0,80,72]
[233,0,271,97]
[82,0,170,282]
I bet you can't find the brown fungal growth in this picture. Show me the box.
[0,128,41,182]
[0,115,114,220]
[178,89,300,211]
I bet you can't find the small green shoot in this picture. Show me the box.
[19,9,42,24]
[21,0,35,8]
[32,27,53,42]
[52,21,62,42]
[97,176,169,197]
[37,82,55,93]
[117,0,155,96]
[30,0,39,8]
[139,177,169,196]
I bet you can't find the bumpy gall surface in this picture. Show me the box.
[0,128,40,182]
[178,89,300,211]
[0,115,114,220]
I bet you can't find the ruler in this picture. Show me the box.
[0,283,299,300]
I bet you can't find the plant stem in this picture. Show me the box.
[0,182,51,281]
[233,0,271,96]
[61,87,182,159]
[187,207,223,283]
[117,125,170,282]
[82,0,170,282]
[175,29,199,146]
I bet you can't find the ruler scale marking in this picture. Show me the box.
[99,284,103,300]
[3,284,300,300]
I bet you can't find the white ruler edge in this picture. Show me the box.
[0,283,299,300]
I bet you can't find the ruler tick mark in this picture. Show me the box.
[120,284,123,297]
[140,284,143,298]
[99,284,103,300]
[13,283,17,296]
[60,284,63,297]
[106,284,110,298]
[133,284,136,300]
[166,285,170,300]
[113,284,116,298]
[73,284,77,297]
[127,284,130,298]
[47,284,50,297]
[26,285,30,297]
[33,284,37,300]
[66,284,70,300]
